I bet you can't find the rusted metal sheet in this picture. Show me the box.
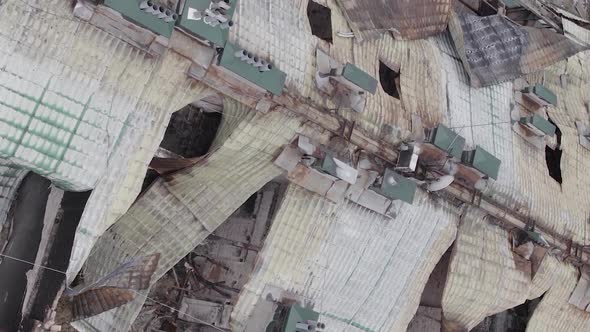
[72,288,135,321]
[520,26,588,74]
[68,253,161,321]
[150,156,207,175]
[334,0,452,40]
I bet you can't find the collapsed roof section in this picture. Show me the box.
[334,0,452,40]
[72,101,305,331]
[449,11,588,87]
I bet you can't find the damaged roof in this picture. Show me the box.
[1,0,590,330]
[334,0,452,40]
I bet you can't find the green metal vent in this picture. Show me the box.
[373,168,417,204]
[104,0,177,38]
[340,64,378,94]
[283,304,321,332]
[519,114,556,137]
[461,146,501,180]
[315,154,358,184]
[429,124,466,159]
[218,42,287,96]
[178,0,238,46]
[522,84,558,106]
[318,154,337,176]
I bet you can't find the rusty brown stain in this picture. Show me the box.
[206,264,223,281]
[287,163,313,183]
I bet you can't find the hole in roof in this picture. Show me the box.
[307,0,333,43]
[160,104,222,158]
[379,61,401,100]
[545,117,562,185]
[141,98,222,192]
[477,1,498,16]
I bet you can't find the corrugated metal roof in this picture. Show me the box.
[231,186,457,332]
[333,0,452,40]
[231,0,445,142]
[72,105,304,331]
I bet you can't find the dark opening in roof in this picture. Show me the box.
[379,61,401,100]
[307,0,333,43]
[545,117,563,185]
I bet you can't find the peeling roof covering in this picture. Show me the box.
[73,104,304,331]
[449,11,588,87]
[334,0,452,40]
[232,186,457,332]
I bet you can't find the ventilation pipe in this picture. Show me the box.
[139,0,154,10]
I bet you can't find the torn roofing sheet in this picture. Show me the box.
[231,186,457,332]
[72,103,305,332]
[449,11,588,87]
[440,208,589,331]
[333,0,452,40]
[65,51,215,283]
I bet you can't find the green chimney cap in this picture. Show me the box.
[462,146,501,180]
[374,168,417,204]
[341,64,378,94]
[104,0,176,38]
[430,124,466,159]
[283,304,320,332]
[218,42,287,96]
[519,114,556,137]
[522,84,558,106]
[178,0,238,46]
